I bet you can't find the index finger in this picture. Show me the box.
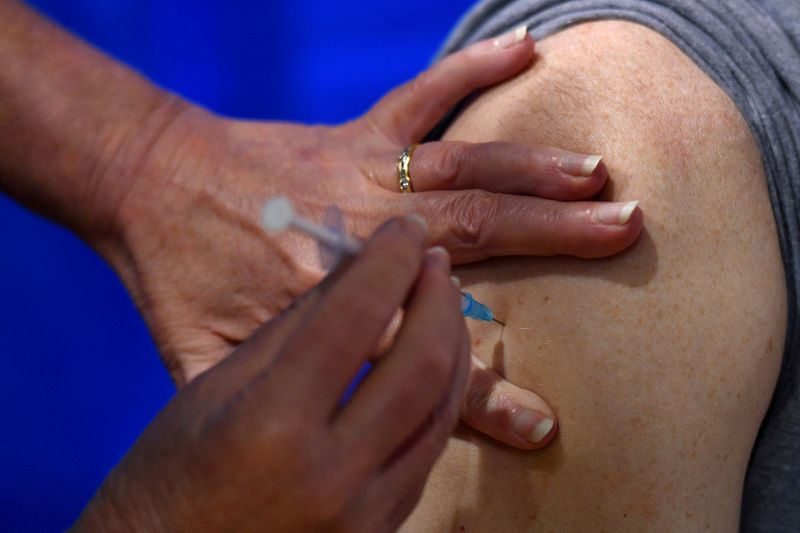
[253,215,430,416]
[333,247,468,472]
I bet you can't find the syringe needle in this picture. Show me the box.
[492,318,506,327]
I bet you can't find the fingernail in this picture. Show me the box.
[493,25,528,50]
[594,200,640,225]
[559,154,603,177]
[406,214,428,232]
[532,418,555,443]
[512,410,554,443]
[450,275,461,288]
[427,246,451,271]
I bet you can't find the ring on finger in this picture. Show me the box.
[397,144,417,193]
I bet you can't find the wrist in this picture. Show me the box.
[93,104,231,380]
[80,93,190,252]
[0,1,191,251]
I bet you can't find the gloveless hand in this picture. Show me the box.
[96,28,641,448]
[76,218,470,532]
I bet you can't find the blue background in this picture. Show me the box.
[0,1,474,530]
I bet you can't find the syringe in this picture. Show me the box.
[262,196,505,326]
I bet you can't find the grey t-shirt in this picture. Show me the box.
[435,1,800,530]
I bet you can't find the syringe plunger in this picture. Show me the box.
[262,196,361,255]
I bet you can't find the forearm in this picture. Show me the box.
[0,0,186,245]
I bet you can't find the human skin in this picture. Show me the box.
[0,1,644,449]
[401,21,787,531]
[75,218,472,532]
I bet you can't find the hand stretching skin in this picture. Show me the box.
[75,217,471,532]
[0,2,643,448]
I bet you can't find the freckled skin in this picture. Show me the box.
[401,21,786,532]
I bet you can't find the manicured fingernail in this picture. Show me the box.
[512,410,554,443]
[594,200,640,225]
[406,214,428,232]
[427,246,451,271]
[532,418,555,443]
[450,276,461,288]
[559,154,603,177]
[493,25,528,50]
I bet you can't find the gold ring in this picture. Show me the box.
[397,144,417,193]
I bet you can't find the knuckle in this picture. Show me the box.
[431,142,469,189]
[541,202,564,230]
[412,69,436,94]
[445,190,500,250]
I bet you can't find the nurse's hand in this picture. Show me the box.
[76,217,470,532]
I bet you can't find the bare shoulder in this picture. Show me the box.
[403,21,787,531]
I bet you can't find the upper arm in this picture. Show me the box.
[404,20,787,531]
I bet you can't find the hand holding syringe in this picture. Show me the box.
[262,197,505,326]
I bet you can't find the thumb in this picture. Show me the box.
[365,25,535,145]
[460,354,557,449]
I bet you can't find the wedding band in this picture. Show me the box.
[397,144,417,193]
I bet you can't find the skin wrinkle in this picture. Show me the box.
[401,20,786,531]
